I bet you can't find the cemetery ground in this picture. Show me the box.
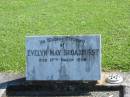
[0,0,130,97]
[0,0,130,73]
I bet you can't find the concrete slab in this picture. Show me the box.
[97,72,130,86]
[0,72,129,97]
[124,86,130,97]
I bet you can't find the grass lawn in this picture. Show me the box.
[0,0,130,73]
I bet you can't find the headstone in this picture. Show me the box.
[26,35,101,80]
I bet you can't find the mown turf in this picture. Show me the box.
[0,0,130,73]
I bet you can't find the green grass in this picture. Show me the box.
[0,0,130,73]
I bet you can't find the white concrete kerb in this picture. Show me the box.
[0,88,6,97]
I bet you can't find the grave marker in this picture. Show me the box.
[26,35,101,80]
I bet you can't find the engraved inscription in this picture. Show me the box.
[26,36,101,80]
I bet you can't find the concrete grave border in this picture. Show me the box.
[0,72,130,97]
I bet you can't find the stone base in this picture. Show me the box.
[0,72,130,97]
